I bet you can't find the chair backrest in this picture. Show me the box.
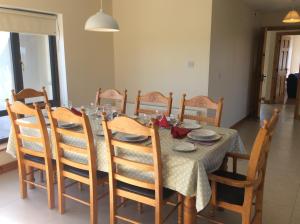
[135,91,173,116]
[95,88,128,114]
[179,94,224,127]
[12,87,49,108]
[246,121,270,184]
[102,115,163,205]
[267,108,280,140]
[6,100,52,167]
[47,106,97,185]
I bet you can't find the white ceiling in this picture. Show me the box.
[242,0,300,12]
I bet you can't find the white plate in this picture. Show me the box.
[189,129,217,139]
[180,122,202,130]
[117,134,149,143]
[187,132,222,142]
[173,142,197,152]
[59,122,80,129]
[96,130,117,136]
[129,115,138,119]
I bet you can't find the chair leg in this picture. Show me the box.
[18,162,27,199]
[57,175,65,214]
[26,166,35,189]
[242,212,251,224]
[177,194,183,224]
[89,184,98,224]
[45,169,55,209]
[155,204,162,224]
[40,170,44,182]
[78,182,83,192]
[138,202,143,214]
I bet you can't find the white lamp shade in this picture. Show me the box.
[283,10,300,23]
[85,9,119,32]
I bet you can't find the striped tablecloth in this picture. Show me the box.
[6,116,245,211]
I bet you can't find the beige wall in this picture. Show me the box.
[0,0,115,106]
[208,0,260,127]
[113,0,213,107]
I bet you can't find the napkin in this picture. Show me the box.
[71,107,82,116]
[171,127,191,139]
[159,115,170,128]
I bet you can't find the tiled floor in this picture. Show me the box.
[0,104,299,224]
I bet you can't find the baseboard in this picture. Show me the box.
[230,114,251,129]
[0,161,17,175]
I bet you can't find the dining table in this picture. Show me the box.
[6,112,246,224]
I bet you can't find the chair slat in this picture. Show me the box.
[113,156,154,172]
[18,134,42,143]
[111,140,152,153]
[56,128,85,139]
[116,189,156,206]
[114,173,155,190]
[59,143,87,155]
[15,120,39,129]
[62,171,90,185]
[60,158,89,171]
[20,147,44,158]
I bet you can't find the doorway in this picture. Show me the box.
[257,28,300,119]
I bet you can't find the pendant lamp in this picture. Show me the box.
[85,0,119,32]
[283,9,300,23]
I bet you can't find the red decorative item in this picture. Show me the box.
[159,115,170,128]
[71,107,82,116]
[171,127,191,139]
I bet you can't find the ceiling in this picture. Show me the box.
[242,0,300,12]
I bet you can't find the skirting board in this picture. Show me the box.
[230,114,251,129]
[0,160,17,175]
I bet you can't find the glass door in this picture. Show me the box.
[0,32,60,143]
[0,32,14,142]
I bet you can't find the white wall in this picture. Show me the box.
[208,0,260,127]
[0,0,115,106]
[113,0,213,109]
[290,35,300,74]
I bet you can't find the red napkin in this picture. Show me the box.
[171,127,191,139]
[71,107,82,116]
[159,115,170,128]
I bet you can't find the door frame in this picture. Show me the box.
[255,26,300,118]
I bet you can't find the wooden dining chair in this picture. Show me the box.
[179,94,224,127]
[102,115,183,224]
[200,110,279,224]
[6,100,55,209]
[47,105,108,224]
[12,87,49,108]
[95,88,128,114]
[135,91,173,117]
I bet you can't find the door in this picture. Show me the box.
[0,31,60,143]
[255,28,268,117]
[275,36,291,103]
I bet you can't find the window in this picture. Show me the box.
[0,10,60,143]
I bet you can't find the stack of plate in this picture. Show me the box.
[180,122,202,130]
[117,133,148,143]
[187,129,221,142]
[58,122,80,129]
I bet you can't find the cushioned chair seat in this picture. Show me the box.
[117,181,175,200]
[213,170,247,206]
[24,154,55,165]
[64,165,108,179]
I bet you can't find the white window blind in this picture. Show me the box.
[0,8,57,35]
